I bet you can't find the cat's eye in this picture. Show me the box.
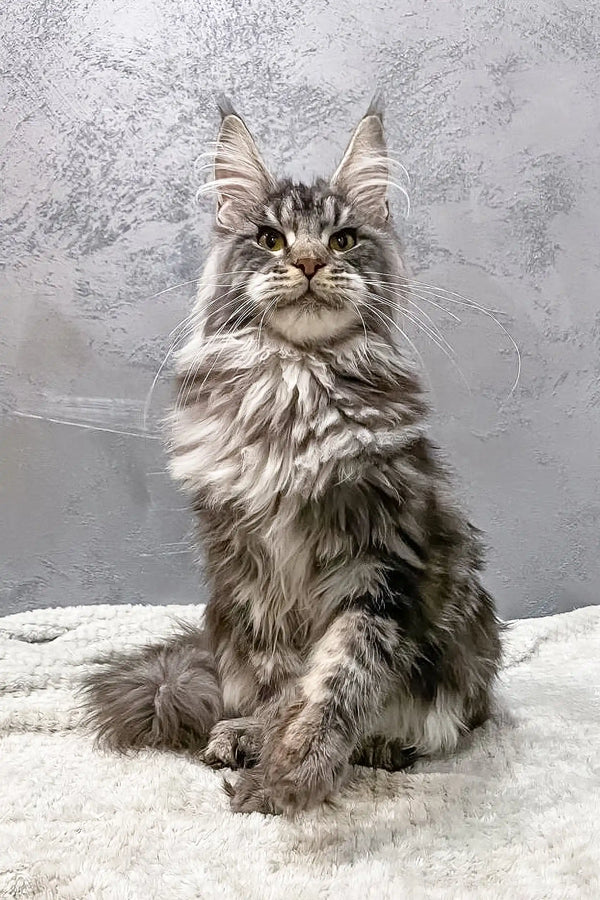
[329,229,357,252]
[257,227,286,252]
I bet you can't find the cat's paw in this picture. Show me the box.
[224,740,346,815]
[254,702,350,814]
[224,769,279,815]
[201,718,261,770]
[263,748,347,814]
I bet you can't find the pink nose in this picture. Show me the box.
[294,258,325,279]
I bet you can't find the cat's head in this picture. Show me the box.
[199,101,406,346]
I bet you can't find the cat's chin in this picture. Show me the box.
[267,303,359,345]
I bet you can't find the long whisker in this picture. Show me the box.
[357,298,432,388]
[366,270,503,317]
[402,287,462,323]
[360,280,457,355]
[143,269,259,306]
[170,280,254,338]
[175,297,258,413]
[409,281,521,394]
[256,295,281,346]
[364,292,471,395]
[362,269,500,313]
[362,275,463,324]
[372,297,452,361]
[12,410,161,440]
[389,301,458,361]
[176,301,256,405]
[336,290,371,354]
[143,284,256,426]
[173,305,251,416]
[167,285,245,348]
[361,280,457,357]
[363,269,521,394]
[346,297,370,353]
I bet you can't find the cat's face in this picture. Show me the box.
[201,105,405,346]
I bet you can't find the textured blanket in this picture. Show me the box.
[1,604,599,899]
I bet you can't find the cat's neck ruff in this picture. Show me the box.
[175,323,413,385]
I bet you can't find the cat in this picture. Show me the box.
[81,100,502,816]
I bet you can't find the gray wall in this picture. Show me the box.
[2,1,599,619]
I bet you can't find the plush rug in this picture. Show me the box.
[0,603,599,899]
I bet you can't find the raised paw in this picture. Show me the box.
[201,718,262,770]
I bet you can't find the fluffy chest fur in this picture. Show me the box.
[169,331,428,644]
[170,331,424,509]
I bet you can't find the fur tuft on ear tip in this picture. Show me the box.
[365,91,385,121]
[216,94,238,121]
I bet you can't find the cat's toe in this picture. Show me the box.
[236,731,260,768]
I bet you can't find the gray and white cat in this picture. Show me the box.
[82,101,502,815]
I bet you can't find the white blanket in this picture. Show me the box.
[1,603,599,899]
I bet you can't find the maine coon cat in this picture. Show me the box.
[82,101,502,815]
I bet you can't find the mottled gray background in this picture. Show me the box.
[2,1,599,619]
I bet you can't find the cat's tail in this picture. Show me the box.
[79,624,223,752]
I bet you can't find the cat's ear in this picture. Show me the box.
[330,108,389,225]
[214,105,275,230]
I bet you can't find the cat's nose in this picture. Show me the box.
[294,258,325,279]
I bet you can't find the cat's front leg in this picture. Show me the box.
[231,609,402,815]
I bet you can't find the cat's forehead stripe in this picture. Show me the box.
[263,207,282,228]
[266,185,350,234]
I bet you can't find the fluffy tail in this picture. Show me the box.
[80,625,222,752]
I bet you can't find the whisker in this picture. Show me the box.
[145,278,202,301]
[361,273,463,324]
[139,268,258,312]
[365,270,502,315]
[143,283,255,426]
[371,295,452,360]
[410,281,521,394]
[360,280,457,354]
[258,295,283,345]
[364,292,471,395]
[175,298,258,413]
[177,297,255,384]
[363,269,521,395]
[403,287,462,323]
[12,410,160,440]
[387,299,457,360]
[337,291,371,354]
[358,299,432,390]
[347,297,370,353]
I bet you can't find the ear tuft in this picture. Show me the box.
[365,90,385,120]
[216,94,237,120]
[331,109,389,226]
